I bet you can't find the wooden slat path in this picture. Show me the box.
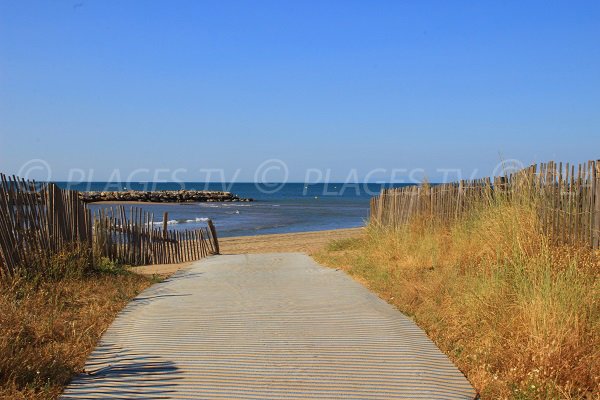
[62,253,476,399]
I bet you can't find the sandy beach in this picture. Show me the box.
[219,227,362,254]
[132,227,362,276]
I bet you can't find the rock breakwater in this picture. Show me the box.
[80,190,253,203]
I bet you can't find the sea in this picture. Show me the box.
[55,182,410,238]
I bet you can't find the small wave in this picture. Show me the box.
[153,217,209,225]
[186,217,209,223]
[152,219,180,225]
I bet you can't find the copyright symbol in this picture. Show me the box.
[17,159,52,184]
[492,159,524,177]
[254,159,288,194]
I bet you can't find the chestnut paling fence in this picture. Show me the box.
[370,159,600,249]
[0,174,219,278]
[93,206,219,266]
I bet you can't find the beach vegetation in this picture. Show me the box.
[316,197,600,399]
[0,247,151,399]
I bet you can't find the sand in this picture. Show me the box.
[131,227,362,277]
[219,227,362,254]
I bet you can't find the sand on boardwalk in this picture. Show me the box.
[131,227,362,277]
[131,261,195,277]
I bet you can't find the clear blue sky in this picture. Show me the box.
[1,1,599,182]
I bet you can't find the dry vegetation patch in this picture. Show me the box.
[315,204,600,399]
[0,257,152,399]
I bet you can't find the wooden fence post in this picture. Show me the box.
[594,161,600,249]
[162,212,168,239]
[207,219,220,254]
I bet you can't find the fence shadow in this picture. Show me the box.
[64,360,182,399]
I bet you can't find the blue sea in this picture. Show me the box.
[55,182,409,237]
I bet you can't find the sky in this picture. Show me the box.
[1,0,599,183]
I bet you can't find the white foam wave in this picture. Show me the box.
[185,217,209,223]
[153,217,209,225]
[153,219,179,225]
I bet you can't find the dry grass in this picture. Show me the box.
[0,254,152,399]
[315,202,600,399]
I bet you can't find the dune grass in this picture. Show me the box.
[315,202,599,399]
[0,252,153,399]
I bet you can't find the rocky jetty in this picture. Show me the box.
[79,190,253,203]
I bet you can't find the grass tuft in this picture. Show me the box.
[326,237,361,252]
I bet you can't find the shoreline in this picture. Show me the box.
[88,200,202,205]
[219,227,363,254]
[132,227,363,276]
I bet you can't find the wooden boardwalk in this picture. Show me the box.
[62,253,476,399]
